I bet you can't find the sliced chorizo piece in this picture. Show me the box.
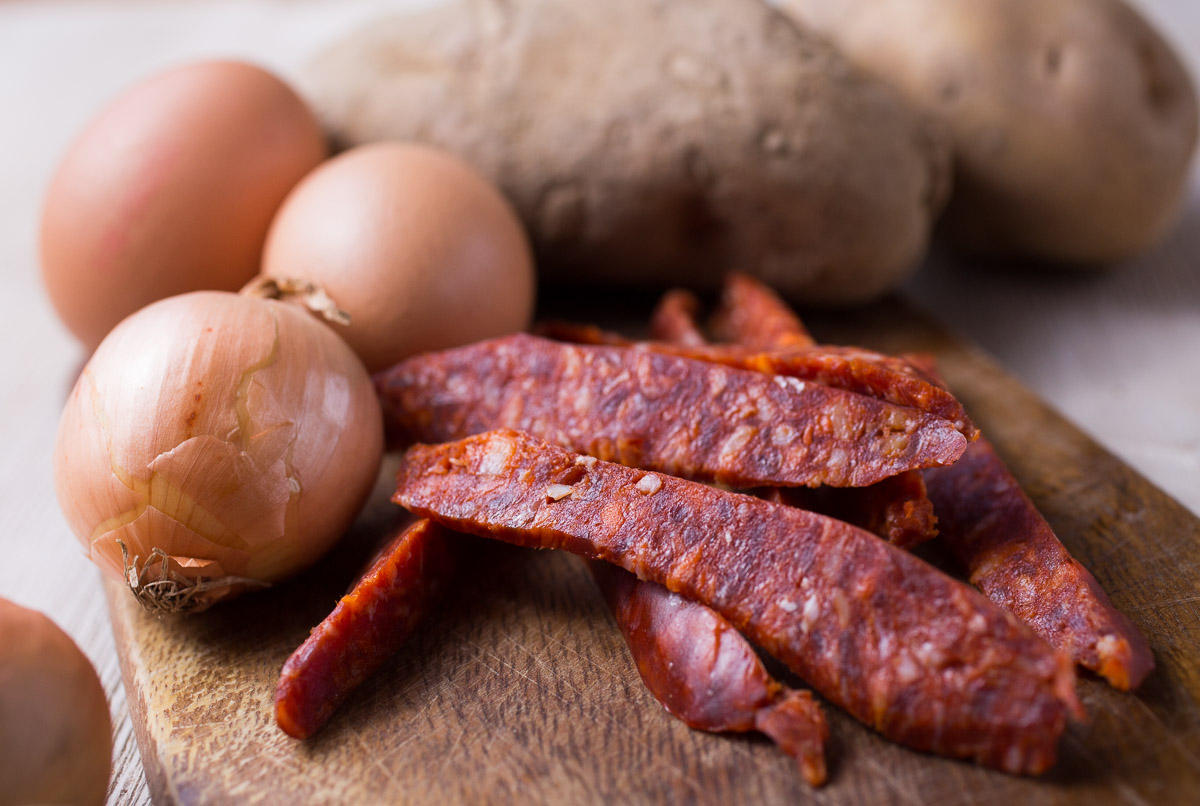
[392,429,1082,774]
[649,288,708,347]
[535,325,975,439]
[653,288,939,549]
[710,272,816,349]
[589,561,828,785]
[899,353,1154,690]
[762,469,938,550]
[275,518,456,739]
[754,690,830,788]
[743,346,975,440]
[924,438,1155,690]
[376,334,968,488]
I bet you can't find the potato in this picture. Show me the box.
[302,0,950,304]
[777,0,1199,264]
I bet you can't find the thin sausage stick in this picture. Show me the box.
[590,562,828,785]
[275,518,455,739]
[761,471,937,550]
[377,334,968,489]
[899,353,1155,690]
[924,439,1155,690]
[536,323,975,439]
[648,289,708,347]
[710,272,816,349]
[393,430,1082,775]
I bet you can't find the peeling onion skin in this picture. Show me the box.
[52,291,384,613]
[0,597,112,806]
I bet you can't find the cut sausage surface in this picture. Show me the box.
[275,518,455,739]
[925,439,1155,690]
[377,334,968,488]
[393,429,1081,774]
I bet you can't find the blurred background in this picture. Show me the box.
[0,1,1196,803]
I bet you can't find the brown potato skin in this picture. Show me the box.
[779,0,1198,264]
[303,0,950,304]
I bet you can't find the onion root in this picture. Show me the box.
[118,540,267,615]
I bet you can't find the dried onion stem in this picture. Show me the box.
[241,275,351,326]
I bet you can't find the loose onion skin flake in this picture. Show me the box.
[0,597,112,806]
[53,291,383,613]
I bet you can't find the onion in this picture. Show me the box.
[258,142,535,373]
[0,597,112,806]
[53,291,383,613]
[40,60,328,351]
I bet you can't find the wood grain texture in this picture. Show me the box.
[0,4,1192,805]
[106,296,1200,805]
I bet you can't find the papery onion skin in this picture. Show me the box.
[0,597,112,806]
[53,291,383,612]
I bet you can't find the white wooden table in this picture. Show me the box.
[0,2,1196,803]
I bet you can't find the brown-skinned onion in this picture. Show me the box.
[260,142,535,373]
[40,60,328,350]
[53,291,383,613]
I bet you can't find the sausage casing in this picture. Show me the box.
[393,429,1081,774]
[377,334,967,488]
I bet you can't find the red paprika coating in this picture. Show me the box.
[589,561,828,785]
[275,518,455,739]
[710,272,816,350]
[924,439,1154,690]
[376,334,968,489]
[393,430,1082,774]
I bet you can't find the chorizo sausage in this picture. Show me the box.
[710,272,816,349]
[897,352,1154,690]
[649,289,708,347]
[762,469,938,550]
[924,439,1154,690]
[535,325,975,438]
[275,518,455,739]
[589,561,828,785]
[376,334,968,488]
[392,429,1082,774]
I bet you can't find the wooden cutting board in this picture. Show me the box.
[106,294,1200,805]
